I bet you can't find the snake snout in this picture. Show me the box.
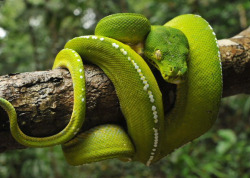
[161,66,186,84]
[165,66,178,76]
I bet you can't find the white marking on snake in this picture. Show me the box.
[115,44,159,166]
[101,40,159,164]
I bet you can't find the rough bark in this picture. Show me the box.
[0,27,250,151]
[220,27,250,97]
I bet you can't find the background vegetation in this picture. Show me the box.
[0,0,250,177]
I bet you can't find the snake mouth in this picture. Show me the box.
[162,73,185,84]
[161,65,188,84]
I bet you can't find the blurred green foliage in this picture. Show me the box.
[0,0,250,177]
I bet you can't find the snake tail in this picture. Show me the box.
[62,36,164,166]
[0,48,86,147]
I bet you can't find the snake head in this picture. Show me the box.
[144,26,189,84]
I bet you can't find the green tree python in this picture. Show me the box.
[0,13,222,166]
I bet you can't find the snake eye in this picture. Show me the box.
[154,50,162,61]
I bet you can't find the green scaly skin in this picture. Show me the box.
[144,25,189,84]
[93,13,222,162]
[95,13,151,44]
[96,13,189,84]
[62,124,135,165]
[0,48,86,147]
[0,13,222,167]
[62,36,164,166]
[157,14,222,159]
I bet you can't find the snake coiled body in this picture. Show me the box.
[0,13,222,166]
[62,35,164,165]
[0,49,86,147]
[159,15,222,158]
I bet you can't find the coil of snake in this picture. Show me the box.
[0,13,222,166]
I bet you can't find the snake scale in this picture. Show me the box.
[0,13,222,166]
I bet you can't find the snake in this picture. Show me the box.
[0,13,222,166]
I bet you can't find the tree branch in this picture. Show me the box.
[0,27,250,151]
[220,27,250,96]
